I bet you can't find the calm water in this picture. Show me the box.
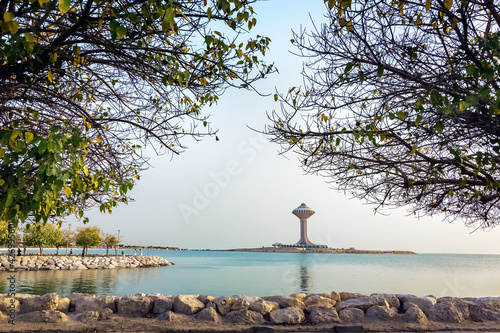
[1,251,500,298]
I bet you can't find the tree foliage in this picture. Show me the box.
[75,226,102,254]
[23,222,62,254]
[102,232,120,256]
[55,228,74,255]
[267,0,500,228]
[0,0,273,226]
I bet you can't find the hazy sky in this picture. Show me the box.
[69,1,500,254]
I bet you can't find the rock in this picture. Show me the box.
[20,293,58,313]
[19,310,67,323]
[157,310,194,322]
[261,295,305,309]
[289,293,307,301]
[304,295,336,312]
[100,308,113,320]
[339,292,366,301]
[370,293,400,309]
[153,296,173,314]
[196,307,221,323]
[474,297,500,310]
[79,311,100,323]
[468,303,500,322]
[213,296,233,315]
[365,304,398,320]
[338,308,365,322]
[308,307,340,323]
[427,298,469,323]
[330,291,341,303]
[402,296,436,312]
[403,307,428,324]
[224,309,265,324]
[198,295,215,305]
[306,293,331,299]
[70,294,117,313]
[0,296,19,312]
[117,294,153,317]
[338,294,391,311]
[0,310,5,323]
[173,295,204,315]
[57,296,70,312]
[231,298,250,311]
[232,295,260,303]
[249,299,279,315]
[270,307,305,324]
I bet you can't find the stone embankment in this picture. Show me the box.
[0,255,172,271]
[1,291,499,331]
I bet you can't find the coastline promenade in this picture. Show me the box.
[225,247,416,254]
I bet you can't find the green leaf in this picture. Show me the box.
[58,0,71,13]
[435,121,444,133]
[377,65,384,77]
[274,94,278,102]
[359,70,364,84]
[116,25,126,39]
[344,62,353,73]
[415,115,422,126]
[3,12,14,22]
[25,132,34,143]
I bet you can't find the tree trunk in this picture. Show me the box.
[65,244,68,256]
[39,246,43,255]
[106,247,109,256]
[56,246,59,255]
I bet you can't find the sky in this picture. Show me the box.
[68,0,500,254]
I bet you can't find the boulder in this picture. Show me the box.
[249,299,279,315]
[306,293,331,299]
[468,303,500,322]
[117,294,153,317]
[402,296,436,312]
[338,308,364,322]
[198,295,215,305]
[330,291,341,303]
[0,296,19,312]
[70,294,117,313]
[153,296,173,314]
[474,297,500,310]
[224,309,265,324]
[232,295,260,303]
[19,310,67,323]
[304,295,335,312]
[0,310,5,323]
[20,293,58,313]
[270,307,305,324]
[213,296,233,315]
[308,307,340,323]
[403,307,428,324]
[289,293,307,301]
[157,310,194,322]
[338,294,391,311]
[79,310,100,323]
[339,292,366,301]
[370,293,400,309]
[100,308,113,320]
[365,304,398,320]
[173,295,204,315]
[261,295,305,309]
[57,296,70,312]
[196,307,221,323]
[427,298,469,323]
[231,298,250,311]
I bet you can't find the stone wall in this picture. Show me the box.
[0,255,172,271]
[1,291,499,327]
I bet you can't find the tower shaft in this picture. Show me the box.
[296,219,314,245]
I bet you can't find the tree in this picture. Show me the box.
[102,233,120,256]
[75,226,102,255]
[56,229,74,255]
[267,0,500,228]
[23,223,62,254]
[0,0,273,226]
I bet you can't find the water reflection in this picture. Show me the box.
[299,265,310,293]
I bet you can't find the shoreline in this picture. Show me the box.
[0,291,499,332]
[225,247,417,254]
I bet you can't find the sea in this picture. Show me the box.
[1,250,500,298]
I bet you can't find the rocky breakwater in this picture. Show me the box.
[1,291,499,330]
[0,255,172,271]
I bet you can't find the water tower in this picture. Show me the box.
[292,203,315,246]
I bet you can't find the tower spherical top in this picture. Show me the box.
[292,203,315,220]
